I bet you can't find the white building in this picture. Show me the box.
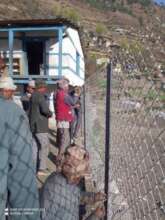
[0,19,85,123]
[0,18,85,86]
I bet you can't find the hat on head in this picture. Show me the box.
[35,79,46,89]
[28,80,35,88]
[61,76,70,83]
[0,76,17,90]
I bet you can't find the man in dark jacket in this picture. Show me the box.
[29,79,52,175]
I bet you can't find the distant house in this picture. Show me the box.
[0,18,85,86]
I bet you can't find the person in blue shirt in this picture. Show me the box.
[0,75,40,220]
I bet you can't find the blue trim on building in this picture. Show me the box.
[13,75,57,79]
[0,26,65,32]
[76,51,80,76]
[13,79,59,84]
[0,25,84,83]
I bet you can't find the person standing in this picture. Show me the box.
[54,78,79,164]
[0,67,22,108]
[0,55,6,76]
[21,80,39,172]
[0,68,17,100]
[21,80,35,115]
[0,81,40,220]
[29,79,52,175]
[70,86,82,144]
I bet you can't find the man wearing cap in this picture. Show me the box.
[0,73,40,220]
[0,68,24,108]
[0,67,17,100]
[21,80,35,115]
[29,79,52,175]
[40,145,105,220]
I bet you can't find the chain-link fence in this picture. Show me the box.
[1,48,165,220]
[109,49,165,220]
[83,48,165,220]
[83,68,107,192]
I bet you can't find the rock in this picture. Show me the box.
[120,100,141,112]
[96,57,109,65]
[105,40,111,48]
[151,111,165,128]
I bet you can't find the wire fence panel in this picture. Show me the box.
[109,49,165,220]
[1,47,164,220]
[83,69,107,193]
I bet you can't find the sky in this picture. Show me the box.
[154,0,165,4]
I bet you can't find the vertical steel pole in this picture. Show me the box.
[76,51,80,76]
[83,85,86,149]
[8,30,14,76]
[104,62,112,220]
[58,27,63,77]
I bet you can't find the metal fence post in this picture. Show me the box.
[83,85,86,149]
[104,62,112,220]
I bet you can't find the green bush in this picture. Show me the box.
[53,3,62,16]
[159,94,165,102]
[85,0,152,11]
[89,53,97,62]
[63,8,80,23]
[114,4,133,15]
[85,0,106,10]
[95,23,108,35]
[139,0,152,7]
[97,79,107,89]
[145,90,157,100]
[127,0,151,6]
[120,38,145,56]
[53,5,80,23]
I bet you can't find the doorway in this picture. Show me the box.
[26,41,44,75]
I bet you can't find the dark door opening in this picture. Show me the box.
[26,41,44,75]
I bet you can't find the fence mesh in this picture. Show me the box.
[84,46,165,220]
[109,49,165,220]
[0,47,165,220]
[83,68,107,194]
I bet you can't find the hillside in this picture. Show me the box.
[0,0,164,74]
